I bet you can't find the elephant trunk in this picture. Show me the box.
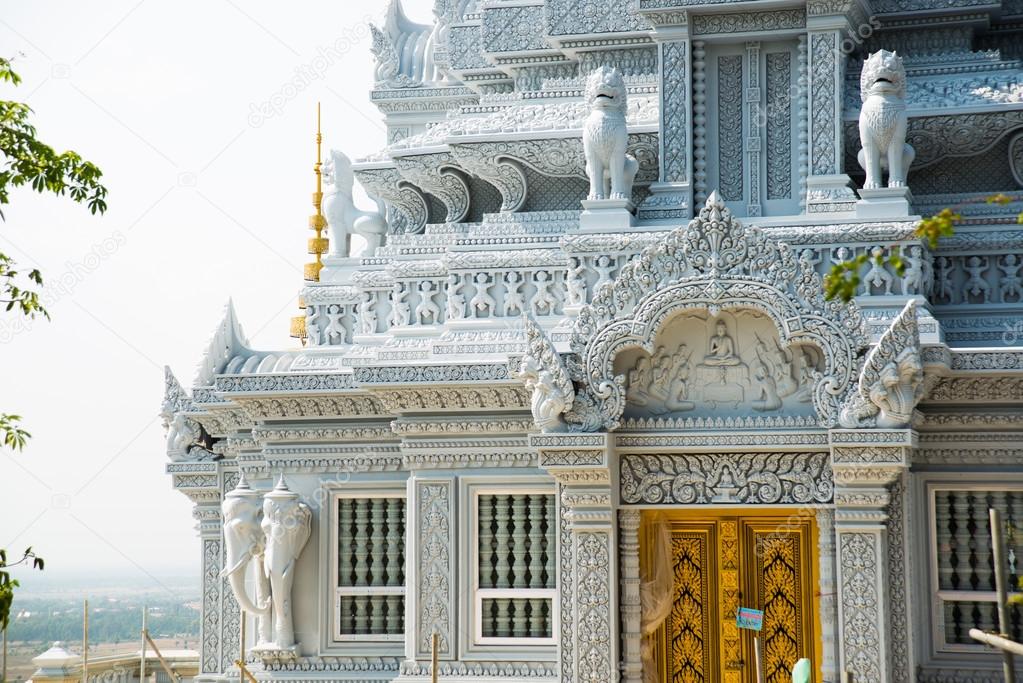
[225,567,270,615]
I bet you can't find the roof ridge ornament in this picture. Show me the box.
[193,299,250,388]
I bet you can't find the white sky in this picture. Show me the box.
[0,0,436,594]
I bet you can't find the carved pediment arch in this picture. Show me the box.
[569,193,866,431]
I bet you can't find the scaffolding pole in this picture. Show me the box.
[140,606,147,683]
[82,599,89,683]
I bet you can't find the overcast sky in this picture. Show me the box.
[0,0,435,594]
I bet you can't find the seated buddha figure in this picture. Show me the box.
[702,320,741,366]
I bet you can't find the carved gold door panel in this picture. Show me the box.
[648,512,820,683]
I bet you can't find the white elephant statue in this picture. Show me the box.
[220,476,272,645]
[261,476,312,651]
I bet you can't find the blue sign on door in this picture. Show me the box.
[736,607,764,631]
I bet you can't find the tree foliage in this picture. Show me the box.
[824,193,1023,302]
[0,55,108,450]
[0,548,44,630]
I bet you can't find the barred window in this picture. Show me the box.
[335,494,406,641]
[475,491,557,644]
[930,486,1022,651]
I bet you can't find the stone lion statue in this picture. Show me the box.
[857,50,915,190]
[583,66,638,201]
[323,149,388,257]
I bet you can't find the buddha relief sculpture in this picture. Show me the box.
[703,320,741,365]
[625,356,653,406]
[751,359,782,411]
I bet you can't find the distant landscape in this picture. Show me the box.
[3,572,200,682]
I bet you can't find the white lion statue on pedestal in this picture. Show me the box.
[583,66,638,201]
[857,50,915,189]
[323,149,388,257]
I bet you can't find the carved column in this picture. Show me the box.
[531,433,618,683]
[639,17,693,221]
[170,461,228,677]
[406,473,456,663]
[805,15,857,214]
[829,429,915,683]
[815,508,839,683]
[619,509,642,683]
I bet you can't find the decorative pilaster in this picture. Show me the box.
[829,429,915,683]
[745,41,762,217]
[815,508,839,683]
[805,25,856,214]
[639,19,692,221]
[530,432,618,683]
[407,474,456,662]
[618,509,642,683]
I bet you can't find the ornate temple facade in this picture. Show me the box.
[162,0,1023,681]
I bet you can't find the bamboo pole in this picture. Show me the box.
[3,624,8,683]
[431,632,439,683]
[142,631,180,682]
[970,628,1023,657]
[988,509,1016,682]
[140,606,147,683]
[82,599,89,683]
[239,608,246,683]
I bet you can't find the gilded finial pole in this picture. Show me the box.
[291,103,329,342]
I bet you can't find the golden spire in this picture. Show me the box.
[290,103,329,342]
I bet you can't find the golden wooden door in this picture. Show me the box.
[646,511,821,683]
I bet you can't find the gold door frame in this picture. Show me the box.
[641,508,824,683]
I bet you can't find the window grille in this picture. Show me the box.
[931,487,1022,649]
[336,495,406,639]
[476,492,556,641]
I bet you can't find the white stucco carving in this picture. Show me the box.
[857,51,915,190]
[512,315,574,432]
[323,149,388,257]
[839,301,925,429]
[583,66,638,201]
[260,476,311,652]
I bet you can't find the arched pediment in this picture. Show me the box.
[569,193,866,431]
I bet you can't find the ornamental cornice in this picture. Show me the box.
[615,430,829,450]
[763,221,918,246]
[353,363,511,385]
[386,259,447,279]
[691,8,806,35]
[393,152,471,224]
[214,373,357,394]
[443,248,567,270]
[915,447,1023,465]
[192,406,252,438]
[925,376,1023,403]
[399,660,556,678]
[374,385,531,412]
[299,285,361,305]
[391,416,534,436]
[400,438,529,450]
[263,656,401,673]
[261,453,404,474]
[949,350,1023,372]
[832,467,903,487]
[166,462,217,474]
[350,269,395,289]
[919,409,1023,428]
[559,231,667,254]
[235,395,388,420]
[403,450,539,469]
[252,423,393,444]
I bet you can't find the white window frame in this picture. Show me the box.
[331,489,407,644]
[468,483,558,648]
[926,479,1023,655]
